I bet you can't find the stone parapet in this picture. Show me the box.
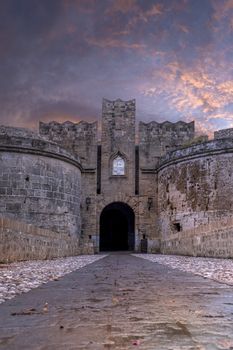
[102,98,136,113]
[139,120,194,168]
[158,138,233,171]
[0,126,82,170]
[39,121,97,168]
[214,127,233,140]
[139,120,194,135]
[0,216,94,263]
[161,213,233,258]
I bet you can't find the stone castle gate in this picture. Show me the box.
[99,202,135,251]
[1,98,233,261]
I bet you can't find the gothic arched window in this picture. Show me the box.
[112,156,125,175]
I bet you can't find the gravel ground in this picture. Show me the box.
[0,254,107,304]
[133,254,233,286]
[1,253,233,305]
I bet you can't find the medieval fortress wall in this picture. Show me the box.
[0,99,233,261]
[0,126,87,262]
[139,120,195,168]
[0,216,82,262]
[39,120,98,250]
[158,138,233,258]
[39,120,97,168]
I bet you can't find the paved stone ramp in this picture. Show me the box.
[0,253,233,350]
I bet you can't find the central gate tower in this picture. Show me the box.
[96,99,138,251]
[39,98,194,253]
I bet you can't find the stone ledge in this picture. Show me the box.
[158,138,233,172]
[0,133,82,171]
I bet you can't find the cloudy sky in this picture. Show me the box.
[0,0,233,136]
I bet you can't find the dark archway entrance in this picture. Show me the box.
[99,202,135,251]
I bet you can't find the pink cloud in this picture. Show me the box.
[87,37,146,50]
[178,24,189,34]
[145,4,163,17]
[105,0,138,15]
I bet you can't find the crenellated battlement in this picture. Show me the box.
[214,127,233,140]
[139,120,195,168]
[0,125,42,139]
[101,98,136,156]
[39,120,97,136]
[102,98,136,114]
[139,120,194,133]
[39,120,98,168]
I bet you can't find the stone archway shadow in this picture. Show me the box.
[99,202,135,252]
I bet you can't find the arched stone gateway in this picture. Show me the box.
[99,202,135,251]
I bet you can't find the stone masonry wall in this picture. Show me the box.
[160,213,233,258]
[80,171,97,251]
[39,121,97,248]
[0,127,82,238]
[137,121,194,251]
[97,99,141,250]
[139,121,194,168]
[0,216,93,263]
[137,170,159,252]
[214,128,233,140]
[39,121,97,168]
[158,138,233,258]
[101,98,136,197]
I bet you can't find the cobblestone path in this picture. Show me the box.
[0,253,233,350]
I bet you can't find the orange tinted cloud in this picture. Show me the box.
[145,4,163,17]
[178,24,189,33]
[213,0,233,19]
[106,0,137,14]
[218,80,233,94]
[128,4,164,26]
[87,37,146,50]
[139,46,233,137]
